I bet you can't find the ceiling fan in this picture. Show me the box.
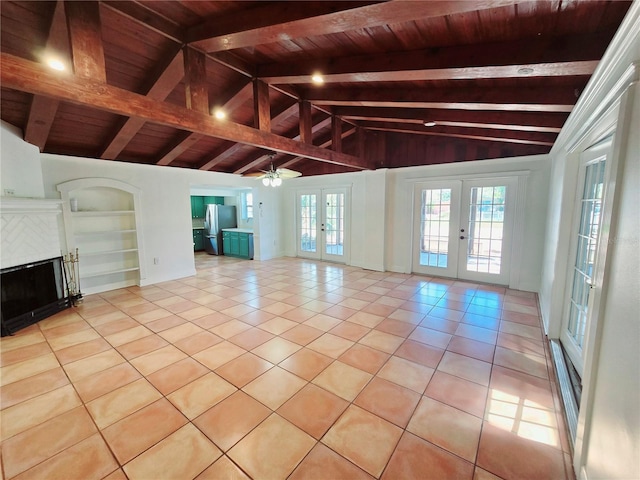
[243,153,301,187]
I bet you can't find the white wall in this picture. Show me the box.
[280,157,549,291]
[581,82,639,480]
[251,184,284,261]
[538,2,640,478]
[39,153,257,285]
[386,155,551,292]
[281,169,387,271]
[0,121,45,198]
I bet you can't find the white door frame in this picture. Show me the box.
[412,176,518,285]
[559,138,611,378]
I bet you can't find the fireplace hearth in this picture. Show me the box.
[1,256,70,336]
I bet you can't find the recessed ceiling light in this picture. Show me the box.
[46,58,65,71]
[423,121,437,127]
[311,73,324,85]
[518,67,534,75]
[213,109,226,120]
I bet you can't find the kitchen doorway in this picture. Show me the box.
[296,187,350,263]
[412,177,517,285]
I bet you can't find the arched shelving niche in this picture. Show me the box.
[57,178,146,295]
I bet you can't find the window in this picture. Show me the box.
[241,191,253,220]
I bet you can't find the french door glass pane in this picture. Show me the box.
[300,194,317,253]
[419,188,451,268]
[325,193,344,256]
[466,186,505,274]
[568,159,605,347]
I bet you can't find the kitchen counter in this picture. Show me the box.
[221,228,254,234]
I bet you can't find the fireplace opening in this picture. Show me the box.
[1,256,70,337]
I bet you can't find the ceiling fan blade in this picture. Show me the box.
[276,168,302,179]
[242,172,266,178]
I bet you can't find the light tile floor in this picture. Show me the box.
[0,254,574,479]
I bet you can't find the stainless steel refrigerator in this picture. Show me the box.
[203,204,237,255]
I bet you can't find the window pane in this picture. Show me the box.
[300,194,317,252]
[419,188,450,268]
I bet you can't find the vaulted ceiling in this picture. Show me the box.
[0,1,631,177]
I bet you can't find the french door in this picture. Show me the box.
[560,140,610,377]
[413,177,517,285]
[297,188,349,263]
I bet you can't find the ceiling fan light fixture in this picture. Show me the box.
[262,177,270,186]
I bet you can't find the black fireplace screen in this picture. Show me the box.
[1,256,70,336]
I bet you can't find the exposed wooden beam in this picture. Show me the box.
[306,86,578,113]
[187,0,521,53]
[332,116,343,153]
[212,81,252,114]
[198,100,298,171]
[198,143,246,171]
[102,1,254,78]
[156,132,204,167]
[24,1,68,151]
[25,97,60,151]
[3,55,369,169]
[253,79,271,132]
[233,154,274,176]
[279,127,357,170]
[264,61,597,84]
[64,1,106,81]
[271,101,299,125]
[354,116,562,133]
[156,47,209,166]
[257,32,611,84]
[101,1,184,43]
[364,123,555,146]
[299,101,313,144]
[183,47,209,115]
[333,106,568,132]
[101,46,184,159]
[233,116,333,174]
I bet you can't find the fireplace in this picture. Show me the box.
[1,256,70,336]
[0,197,68,336]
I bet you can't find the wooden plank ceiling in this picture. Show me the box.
[0,1,631,177]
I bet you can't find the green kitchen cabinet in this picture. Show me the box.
[191,196,205,218]
[193,229,204,251]
[204,196,224,205]
[238,233,250,258]
[192,196,224,219]
[222,230,254,259]
[223,231,240,256]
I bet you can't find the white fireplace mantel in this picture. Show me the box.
[0,196,63,214]
[0,196,64,269]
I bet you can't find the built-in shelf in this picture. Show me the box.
[71,210,135,217]
[57,178,145,295]
[81,248,138,257]
[74,229,137,237]
[81,267,140,279]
